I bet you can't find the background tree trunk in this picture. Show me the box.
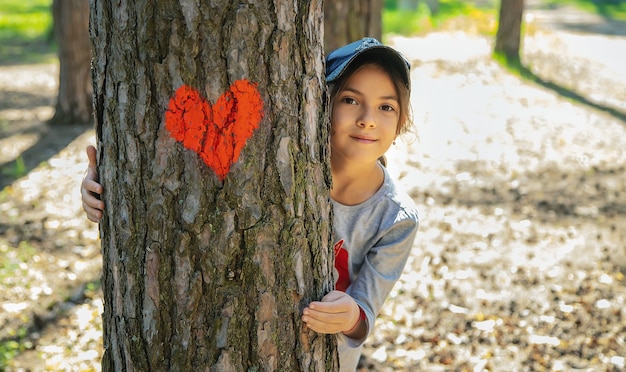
[495,0,525,61]
[49,0,92,126]
[396,1,439,14]
[398,0,419,10]
[423,0,440,14]
[324,0,382,52]
[90,0,336,370]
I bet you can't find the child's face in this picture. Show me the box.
[330,64,399,166]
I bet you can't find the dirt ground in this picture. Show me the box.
[1,4,626,372]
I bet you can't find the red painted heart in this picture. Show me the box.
[165,80,264,181]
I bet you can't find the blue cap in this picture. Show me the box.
[325,37,411,89]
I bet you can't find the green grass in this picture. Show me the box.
[383,0,497,36]
[0,240,36,370]
[1,156,27,179]
[0,330,30,370]
[0,0,55,64]
[546,0,626,20]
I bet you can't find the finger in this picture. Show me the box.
[82,191,105,211]
[81,182,104,210]
[82,177,103,195]
[82,197,103,221]
[303,321,338,334]
[303,306,347,324]
[301,313,343,334]
[308,299,349,314]
[321,290,345,302]
[83,203,103,223]
[82,199,104,222]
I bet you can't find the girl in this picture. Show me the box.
[81,38,419,371]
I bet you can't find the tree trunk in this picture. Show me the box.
[90,1,336,370]
[49,0,92,126]
[495,0,525,61]
[324,0,382,52]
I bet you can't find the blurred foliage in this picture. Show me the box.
[383,0,497,36]
[382,0,626,37]
[547,0,626,20]
[0,329,30,371]
[0,156,27,180]
[0,0,55,64]
[0,0,52,40]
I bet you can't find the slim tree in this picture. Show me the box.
[495,0,525,62]
[423,0,440,14]
[49,0,92,126]
[90,0,336,370]
[397,0,439,14]
[398,0,418,10]
[324,0,382,52]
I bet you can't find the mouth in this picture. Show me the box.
[351,135,377,144]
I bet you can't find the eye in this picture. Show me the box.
[341,97,357,105]
[380,104,396,112]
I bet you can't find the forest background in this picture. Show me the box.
[1,0,625,371]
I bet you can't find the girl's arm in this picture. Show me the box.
[346,215,419,344]
[301,215,418,344]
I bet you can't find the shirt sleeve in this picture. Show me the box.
[344,210,419,347]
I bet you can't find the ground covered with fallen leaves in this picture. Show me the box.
[1,4,625,372]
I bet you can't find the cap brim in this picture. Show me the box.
[326,46,411,89]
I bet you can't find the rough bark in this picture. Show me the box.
[90,1,336,370]
[324,0,382,52]
[49,0,92,126]
[495,0,525,61]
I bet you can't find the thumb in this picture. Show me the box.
[86,145,97,169]
[321,290,344,303]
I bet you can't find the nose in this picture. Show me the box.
[357,105,376,128]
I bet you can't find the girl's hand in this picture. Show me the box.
[302,290,363,338]
[80,145,104,222]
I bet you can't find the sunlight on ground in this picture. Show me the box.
[0,64,57,166]
[377,27,626,370]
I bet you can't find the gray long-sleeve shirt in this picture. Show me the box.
[332,165,419,371]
